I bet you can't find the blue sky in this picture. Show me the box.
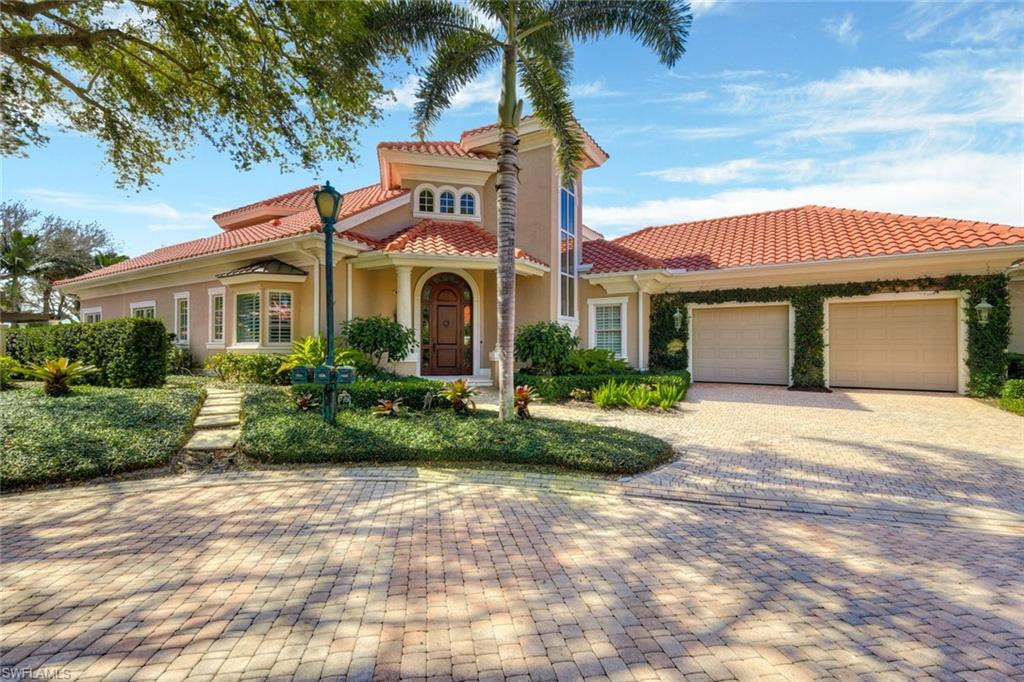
[3,0,1022,256]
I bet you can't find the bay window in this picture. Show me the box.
[235,292,260,344]
[268,291,292,344]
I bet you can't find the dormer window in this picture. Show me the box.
[413,184,479,220]
[439,191,455,214]
[460,192,475,216]
[418,189,434,213]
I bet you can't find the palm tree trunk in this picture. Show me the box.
[495,43,520,421]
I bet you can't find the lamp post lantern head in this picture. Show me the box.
[975,298,993,325]
[672,308,684,331]
[314,181,344,223]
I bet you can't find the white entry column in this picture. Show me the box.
[395,266,414,360]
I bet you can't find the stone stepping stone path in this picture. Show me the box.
[184,386,242,454]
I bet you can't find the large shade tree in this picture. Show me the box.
[366,0,691,419]
[1,0,391,188]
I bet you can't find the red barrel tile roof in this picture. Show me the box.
[378,219,546,266]
[459,115,609,159]
[58,184,408,285]
[584,205,1024,274]
[378,141,494,159]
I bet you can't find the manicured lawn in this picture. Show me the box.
[241,385,673,475]
[1,384,205,489]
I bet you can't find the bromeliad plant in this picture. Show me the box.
[514,385,538,419]
[438,379,478,415]
[294,391,320,412]
[372,397,403,418]
[23,357,98,396]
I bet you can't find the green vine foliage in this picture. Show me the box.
[650,274,1011,396]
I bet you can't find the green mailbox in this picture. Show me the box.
[314,365,333,384]
[336,366,356,385]
[290,366,314,385]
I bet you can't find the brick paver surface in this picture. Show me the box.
[534,384,1024,516]
[3,477,1023,681]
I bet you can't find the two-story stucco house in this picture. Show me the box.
[57,117,1024,392]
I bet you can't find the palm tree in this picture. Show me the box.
[0,228,40,312]
[366,0,690,419]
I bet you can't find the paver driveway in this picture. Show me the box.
[2,475,1023,681]
[536,384,1024,519]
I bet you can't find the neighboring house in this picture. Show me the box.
[57,118,1024,393]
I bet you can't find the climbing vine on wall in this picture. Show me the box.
[649,274,1011,396]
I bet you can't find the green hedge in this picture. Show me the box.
[293,376,445,409]
[650,274,1012,396]
[1,384,204,488]
[242,385,672,475]
[515,371,691,403]
[5,318,170,388]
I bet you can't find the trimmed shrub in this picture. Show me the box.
[0,356,21,390]
[1008,353,1024,380]
[4,318,169,388]
[514,322,578,374]
[340,316,416,367]
[999,379,1024,416]
[203,352,288,384]
[294,376,445,410]
[517,371,690,403]
[566,348,629,375]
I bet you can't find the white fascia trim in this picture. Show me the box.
[353,252,549,275]
[587,296,629,360]
[217,273,307,285]
[336,193,411,232]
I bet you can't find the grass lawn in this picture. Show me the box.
[241,385,673,475]
[1,384,204,489]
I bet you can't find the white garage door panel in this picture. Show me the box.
[828,299,957,391]
[692,306,789,385]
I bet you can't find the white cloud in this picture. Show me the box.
[671,126,749,140]
[570,80,623,99]
[19,188,218,232]
[648,90,710,104]
[585,150,1024,236]
[384,70,501,112]
[691,0,728,19]
[642,158,815,184]
[823,13,860,47]
[903,1,1024,45]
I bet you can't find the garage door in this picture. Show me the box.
[828,299,958,391]
[692,305,789,384]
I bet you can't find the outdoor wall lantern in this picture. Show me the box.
[974,298,993,326]
[673,308,684,331]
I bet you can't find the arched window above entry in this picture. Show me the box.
[439,190,455,214]
[459,192,476,216]
[418,189,434,213]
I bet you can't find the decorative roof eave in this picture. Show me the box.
[460,117,609,168]
[352,251,549,277]
[583,242,1024,294]
[377,147,497,189]
[216,259,309,284]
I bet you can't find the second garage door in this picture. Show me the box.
[692,305,789,384]
[828,299,958,391]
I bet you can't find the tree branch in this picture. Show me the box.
[0,0,78,19]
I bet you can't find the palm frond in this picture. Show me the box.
[517,46,584,181]
[413,32,501,139]
[364,0,501,51]
[538,0,690,67]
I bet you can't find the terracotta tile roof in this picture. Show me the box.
[378,219,546,267]
[212,185,317,220]
[378,140,494,159]
[588,205,1024,274]
[58,184,408,286]
[459,115,608,159]
[582,239,662,274]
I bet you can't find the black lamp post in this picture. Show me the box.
[314,182,344,424]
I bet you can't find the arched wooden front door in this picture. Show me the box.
[421,273,473,375]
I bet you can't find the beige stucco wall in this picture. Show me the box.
[1009,279,1024,354]
[576,278,643,369]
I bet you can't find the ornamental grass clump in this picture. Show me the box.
[23,357,98,397]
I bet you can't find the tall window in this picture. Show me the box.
[418,189,434,213]
[459,192,475,216]
[175,295,189,344]
[559,181,577,318]
[210,293,225,343]
[594,304,623,356]
[268,291,292,344]
[236,293,260,343]
[439,190,455,214]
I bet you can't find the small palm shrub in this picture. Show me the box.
[514,385,538,419]
[23,357,99,396]
[566,348,628,375]
[0,356,22,390]
[372,397,403,417]
[654,383,687,410]
[438,379,478,414]
[277,336,329,375]
[592,380,630,409]
[624,384,655,410]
